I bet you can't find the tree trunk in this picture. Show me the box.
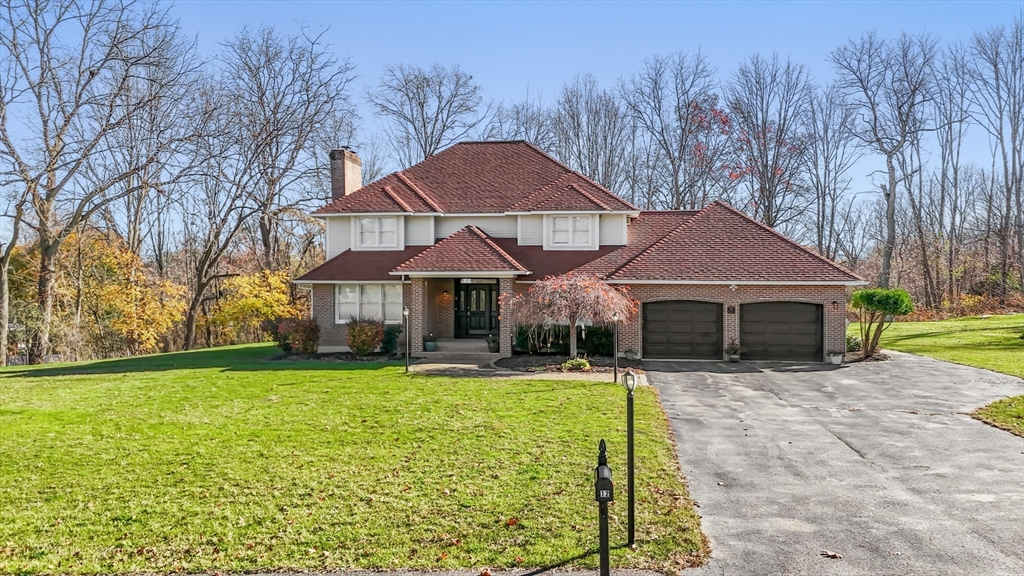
[28,247,58,364]
[568,319,579,359]
[183,290,204,351]
[878,159,899,289]
[0,263,9,367]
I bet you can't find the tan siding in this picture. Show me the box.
[518,215,543,245]
[599,214,627,245]
[406,216,434,245]
[325,217,351,259]
[436,215,517,239]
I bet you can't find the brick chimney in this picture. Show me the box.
[329,147,362,200]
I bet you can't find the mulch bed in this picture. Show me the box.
[270,352,407,363]
[494,354,644,373]
[845,351,891,363]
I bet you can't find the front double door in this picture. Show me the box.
[456,281,499,337]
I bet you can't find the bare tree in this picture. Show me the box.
[804,83,861,259]
[727,53,811,229]
[178,86,260,350]
[0,189,27,366]
[934,43,974,302]
[550,74,632,192]
[0,0,202,362]
[367,63,486,167]
[622,50,732,209]
[485,93,553,151]
[967,17,1024,295]
[222,26,356,270]
[830,32,938,288]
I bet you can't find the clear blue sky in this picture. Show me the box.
[173,0,1021,102]
[171,0,1020,198]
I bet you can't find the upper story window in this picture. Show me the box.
[551,215,592,246]
[358,216,397,248]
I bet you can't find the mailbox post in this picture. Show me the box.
[594,439,613,576]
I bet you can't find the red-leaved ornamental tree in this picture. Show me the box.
[501,273,638,359]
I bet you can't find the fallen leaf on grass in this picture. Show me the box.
[820,550,842,559]
[505,517,519,526]
[480,570,491,576]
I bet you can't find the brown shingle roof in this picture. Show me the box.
[313,141,637,215]
[606,202,862,282]
[392,226,529,274]
[296,246,430,282]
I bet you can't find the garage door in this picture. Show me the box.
[740,302,823,361]
[643,301,723,359]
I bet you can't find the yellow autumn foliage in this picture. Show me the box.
[208,270,301,343]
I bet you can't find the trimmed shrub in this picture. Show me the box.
[561,357,591,371]
[846,334,862,353]
[347,318,384,356]
[852,288,914,357]
[264,317,319,355]
[288,319,320,355]
[381,324,403,354]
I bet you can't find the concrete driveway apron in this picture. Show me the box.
[647,352,1024,576]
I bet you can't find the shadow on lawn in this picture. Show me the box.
[521,544,631,576]
[0,345,403,378]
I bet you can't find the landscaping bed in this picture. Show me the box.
[496,354,645,373]
[0,343,706,574]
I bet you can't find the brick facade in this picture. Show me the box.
[312,280,847,361]
[311,283,411,353]
[617,284,849,361]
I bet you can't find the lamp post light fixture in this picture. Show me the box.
[403,307,410,374]
[622,368,637,546]
[612,312,620,383]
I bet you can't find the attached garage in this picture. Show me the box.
[643,300,723,359]
[740,302,823,361]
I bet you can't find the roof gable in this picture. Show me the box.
[314,141,637,215]
[392,226,528,274]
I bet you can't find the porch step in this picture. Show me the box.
[414,352,504,366]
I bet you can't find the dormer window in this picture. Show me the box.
[551,215,592,247]
[358,216,397,248]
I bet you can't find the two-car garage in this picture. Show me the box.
[642,300,824,361]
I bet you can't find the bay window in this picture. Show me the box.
[335,283,403,323]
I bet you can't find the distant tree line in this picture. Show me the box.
[0,0,1020,364]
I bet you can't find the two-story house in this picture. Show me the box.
[297,141,864,361]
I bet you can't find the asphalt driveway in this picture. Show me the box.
[647,352,1024,576]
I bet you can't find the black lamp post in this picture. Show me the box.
[612,312,620,383]
[594,439,613,576]
[622,368,637,546]
[403,306,410,373]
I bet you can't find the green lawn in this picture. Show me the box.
[854,314,1024,435]
[0,344,705,574]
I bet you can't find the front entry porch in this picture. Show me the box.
[409,276,517,356]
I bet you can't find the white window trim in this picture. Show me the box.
[543,214,599,250]
[334,283,404,324]
[351,216,404,251]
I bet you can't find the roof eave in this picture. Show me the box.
[388,270,530,278]
[605,279,867,286]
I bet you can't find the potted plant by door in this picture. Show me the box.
[485,334,500,353]
[725,338,741,362]
[828,350,844,365]
[423,333,438,352]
